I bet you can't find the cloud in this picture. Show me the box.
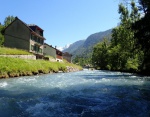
[57,43,71,51]
[56,47,64,51]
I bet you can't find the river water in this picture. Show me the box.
[0,70,150,117]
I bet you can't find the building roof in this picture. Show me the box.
[28,24,44,31]
[3,17,46,40]
[44,43,63,54]
[56,48,63,54]
[44,43,56,49]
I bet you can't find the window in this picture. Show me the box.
[37,37,40,43]
[31,34,43,45]
[34,36,37,42]
[40,40,43,44]
[34,45,37,51]
[39,48,42,53]
[40,31,43,36]
[34,45,40,52]
[31,45,34,51]
[31,34,34,40]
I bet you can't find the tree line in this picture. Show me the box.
[92,0,150,75]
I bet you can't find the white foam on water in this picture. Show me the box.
[33,71,144,91]
[0,82,8,87]
[130,76,137,78]
[0,70,145,92]
[0,70,149,117]
[16,77,37,84]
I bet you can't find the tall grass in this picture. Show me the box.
[0,47,32,55]
[0,57,82,78]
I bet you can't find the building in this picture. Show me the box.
[43,43,56,59]
[3,17,45,59]
[56,49,63,62]
[43,43,64,62]
[63,52,72,63]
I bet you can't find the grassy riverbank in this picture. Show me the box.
[0,47,32,55]
[0,47,82,78]
[0,57,82,78]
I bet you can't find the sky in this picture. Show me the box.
[0,0,121,49]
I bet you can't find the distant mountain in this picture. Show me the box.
[63,44,71,50]
[63,40,85,53]
[83,29,112,48]
[63,29,112,57]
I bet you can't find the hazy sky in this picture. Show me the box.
[0,0,120,48]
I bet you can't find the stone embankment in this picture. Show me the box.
[66,66,81,72]
[0,55,36,60]
[0,66,82,79]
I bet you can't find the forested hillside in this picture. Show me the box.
[63,29,112,58]
[92,0,150,75]
[63,40,85,53]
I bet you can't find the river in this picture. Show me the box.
[0,69,150,117]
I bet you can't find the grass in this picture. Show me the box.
[44,55,56,61]
[0,47,32,55]
[0,47,82,78]
[0,57,82,78]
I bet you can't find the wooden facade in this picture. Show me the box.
[3,17,45,59]
[43,43,56,59]
[3,17,65,61]
[63,52,72,63]
[56,49,63,62]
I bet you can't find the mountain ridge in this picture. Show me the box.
[63,39,85,53]
[63,29,112,57]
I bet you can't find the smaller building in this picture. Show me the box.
[63,52,72,63]
[43,43,56,59]
[56,49,63,62]
[43,43,63,62]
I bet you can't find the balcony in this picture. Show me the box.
[31,34,44,45]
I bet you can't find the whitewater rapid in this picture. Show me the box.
[0,69,150,117]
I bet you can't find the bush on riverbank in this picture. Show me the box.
[0,57,82,78]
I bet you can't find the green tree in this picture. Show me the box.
[108,1,141,71]
[132,0,150,73]
[0,15,15,46]
[73,55,92,67]
[92,38,110,69]
[92,1,142,72]
[0,24,4,46]
[4,15,15,27]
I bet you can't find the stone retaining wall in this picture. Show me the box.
[0,55,36,60]
[66,66,80,72]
